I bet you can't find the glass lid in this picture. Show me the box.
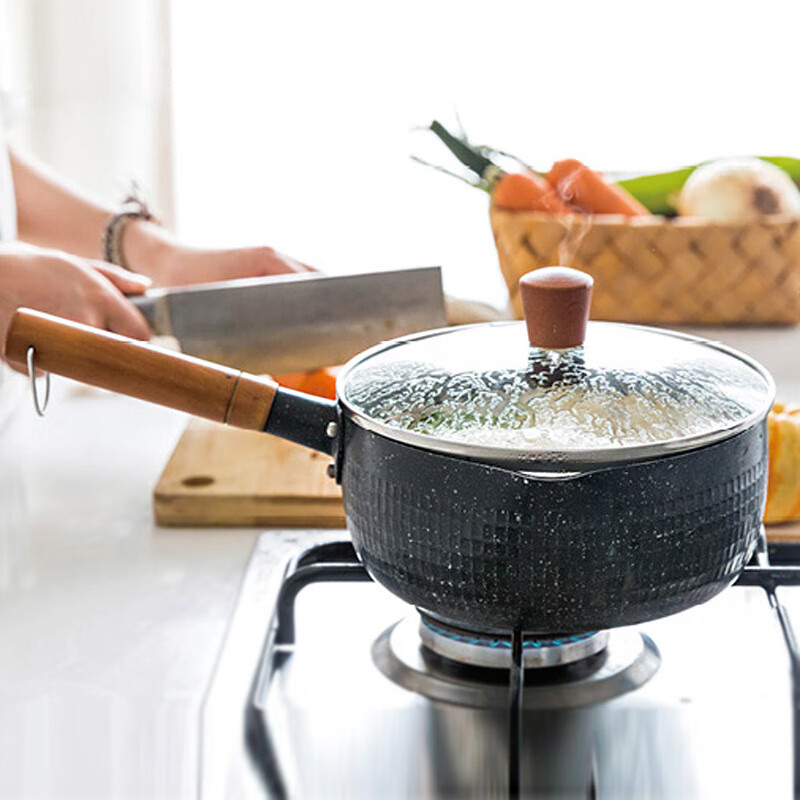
[338,269,774,469]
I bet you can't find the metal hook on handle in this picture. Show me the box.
[26,346,51,417]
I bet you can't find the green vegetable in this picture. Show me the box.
[615,167,695,216]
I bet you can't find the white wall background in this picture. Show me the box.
[169,0,800,308]
[2,0,173,222]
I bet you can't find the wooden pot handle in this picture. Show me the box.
[4,308,278,431]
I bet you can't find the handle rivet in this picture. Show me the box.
[326,463,336,479]
[325,422,339,439]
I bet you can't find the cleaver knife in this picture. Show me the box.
[130,266,446,374]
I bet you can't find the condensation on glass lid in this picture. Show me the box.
[341,323,773,453]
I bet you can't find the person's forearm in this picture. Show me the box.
[8,147,311,286]
[9,147,173,276]
[10,147,115,259]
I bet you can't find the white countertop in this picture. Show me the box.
[0,380,263,800]
[0,324,798,799]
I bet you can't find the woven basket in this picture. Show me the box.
[490,207,800,324]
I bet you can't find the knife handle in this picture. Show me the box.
[4,308,277,431]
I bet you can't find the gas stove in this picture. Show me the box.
[202,533,800,800]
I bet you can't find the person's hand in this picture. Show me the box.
[0,243,151,369]
[153,243,313,287]
[123,221,313,287]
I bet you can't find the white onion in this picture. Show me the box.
[677,157,800,221]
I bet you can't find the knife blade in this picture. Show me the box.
[130,267,446,374]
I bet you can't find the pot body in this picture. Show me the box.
[340,417,767,633]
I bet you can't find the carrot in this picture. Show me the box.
[492,171,573,213]
[547,159,650,216]
[274,367,339,399]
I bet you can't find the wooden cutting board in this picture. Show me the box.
[153,419,345,527]
[152,303,514,528]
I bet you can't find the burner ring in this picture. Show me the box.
[418,614,610,669]
[374,615,660,710]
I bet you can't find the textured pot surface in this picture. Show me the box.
[341,419,767,633]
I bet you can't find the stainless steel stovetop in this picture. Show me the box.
[202,534,800,800]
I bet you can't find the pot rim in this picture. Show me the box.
[335,320,776,471]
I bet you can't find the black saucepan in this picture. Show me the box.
[4,268,774,633]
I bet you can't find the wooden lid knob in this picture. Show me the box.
[519,267,594,349]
